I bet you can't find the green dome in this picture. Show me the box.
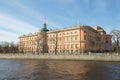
[41,28,49,32]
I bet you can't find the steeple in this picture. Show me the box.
[40,23,49,32]
[43,23,47,28]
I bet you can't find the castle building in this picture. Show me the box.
[18,23,49,53]
[18,23,111,54]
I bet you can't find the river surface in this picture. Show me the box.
[0,60,120,80]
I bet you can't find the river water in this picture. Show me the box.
[0,60,120,80]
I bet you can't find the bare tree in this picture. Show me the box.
[36,30,49,54]
[110,30,120,53]
[0,41,18,53]
[13,43,18,53]
[55,32,58,55]
[36,33,42,54]
[49,31,59,55]
[1,42,9,53]
[10,42,18,53]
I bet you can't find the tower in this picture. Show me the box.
[40,23,49,53]
[40,23,49,32]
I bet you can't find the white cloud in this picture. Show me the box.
[0,29,19,42]
[0,13,39,42]
[8,0,60,28]
[0,0,61,42]
[0,13,39,34]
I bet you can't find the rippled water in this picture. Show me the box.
[0,60,120,80]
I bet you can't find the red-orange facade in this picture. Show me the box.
[18,24,112,54]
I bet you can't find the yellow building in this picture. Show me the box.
[18,23,111,54]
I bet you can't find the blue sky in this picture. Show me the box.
[0,0,120,42]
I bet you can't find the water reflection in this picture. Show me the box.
[0,60,120,80]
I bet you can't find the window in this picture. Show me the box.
[84,44,86,48]
[60,46,61,49]
[63,45,65,49]
[71,44,73,48]
[71,37,73,41]
[84,35,87,40]
[75,44,78,48]
[59,38,61,41]
[75,31,77,34]
[75,36,77,40]
[67,44,69,49]
[67,37,69,41]
[67,32,69,35]
[49,46,51,49]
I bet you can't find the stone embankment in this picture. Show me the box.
[0,53,120,62]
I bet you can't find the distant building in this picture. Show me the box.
[18,23,111,54]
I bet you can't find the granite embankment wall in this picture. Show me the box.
[0,53,120,61]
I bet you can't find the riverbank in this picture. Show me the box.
[0,53,120,62]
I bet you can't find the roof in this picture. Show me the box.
[40,28,49,32]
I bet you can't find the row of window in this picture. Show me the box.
[49,44,87,49]
[19,42,36,45]
[49,36,78,43]
[48,31,78,37]
[20,43,87,50]
[49,44,78,49]
[20,37,37,41]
